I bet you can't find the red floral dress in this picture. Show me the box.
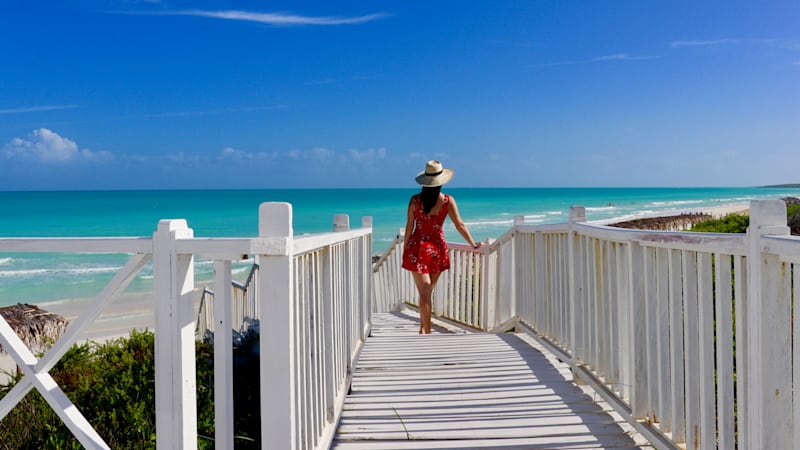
[402,194,450,274]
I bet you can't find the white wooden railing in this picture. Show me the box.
[196,262,259,341]
[0,202,373,450]
[372,199,800,450]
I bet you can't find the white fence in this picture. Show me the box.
[373,200,800,449]
[196,262,259,341]
[0,202,373,450]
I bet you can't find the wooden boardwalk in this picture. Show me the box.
[332,310,648,449]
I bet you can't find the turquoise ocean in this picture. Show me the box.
[1,187,799,307]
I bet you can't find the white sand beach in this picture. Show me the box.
[594,201,751,226]
[1,292,160,383]
[694,202,750,218]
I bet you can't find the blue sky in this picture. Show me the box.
[1,1,798,190]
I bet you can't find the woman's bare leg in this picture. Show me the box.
[427,272,442,334]
[412,272,433,334]
[412,272,443,334]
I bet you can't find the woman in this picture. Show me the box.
[402,160,481,334]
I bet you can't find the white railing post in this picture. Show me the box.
[153,219,197,450]
[334,214,353,369]
[258,202,296,450]
[361,217,373,339]
[483,241,497,331]
[746,199,790,449]
[334,214,350,232]
[627,239,646,419]
[213,260,234,449]
[568,206,585,365]
[506,216,529,322]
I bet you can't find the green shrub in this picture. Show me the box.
[691,213,750,233]
[691,204,800,236]
[0,329,233,449]
[788,204,800,236]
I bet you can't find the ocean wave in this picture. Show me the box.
[0,257,12,265]
[0,266,123,279]
[232,266,251,275]
[0,268,48,278]
[650,200,703,207]
[585,206,615,212]
[463,219,515,227]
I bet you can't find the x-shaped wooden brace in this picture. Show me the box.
[0,254,151,450]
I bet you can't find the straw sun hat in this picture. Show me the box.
[415,160,454,187]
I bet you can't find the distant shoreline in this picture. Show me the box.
[598,202,750,230]
[761,184,800,188]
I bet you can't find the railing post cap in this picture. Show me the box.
[514,215,525,226]
[749,200,787,228]
[334,214,350,232]
[569,206,587,223]
[259,202,293,238]
[156,219,193,238]
[361,216,373,228]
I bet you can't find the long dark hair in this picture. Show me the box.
[419,185,442,214]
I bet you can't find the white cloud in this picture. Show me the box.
[590,53,655,62]
[144,105,286,118]
[137,10,389,26]
[2,128,112,163]
[670,38,800,50]
[220,146,278,161]
[222,146,389,167]
[347,147,386,163]
[670,39,739,48]
[286,147,338,162]
[535,53,657,67]
[0,105,79,115]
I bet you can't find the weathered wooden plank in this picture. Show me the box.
[714,253,735,450]
[682,250,700,448]
[333,437,642,450]
[655,247,671,430]
[668,249,686,444]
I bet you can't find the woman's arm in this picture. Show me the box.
[447,196,480,248]
[403,197,415,249]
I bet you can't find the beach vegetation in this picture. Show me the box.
[0,329,261,449]
[690,203,800,235]
[690,213,750,234]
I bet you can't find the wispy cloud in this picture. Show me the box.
[670,38,741,48]
[131,9,389,26]
[220,146,387,166]
[535,53,658,67]
[143,105,286,118]
[670,38,800,49]
[0,105,79,115]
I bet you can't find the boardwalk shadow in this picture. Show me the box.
[334,313,642,449]
[494,332,639,448]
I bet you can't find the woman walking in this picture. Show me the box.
[402,160,481,334]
